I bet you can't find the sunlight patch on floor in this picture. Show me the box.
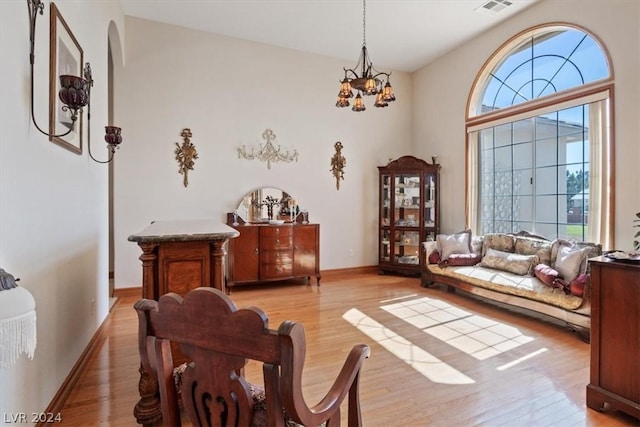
[381,296,534,360]
[343,308,475,385]
[496,347,548,371]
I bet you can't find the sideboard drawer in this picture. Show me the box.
[260,235,293,250]
[261,263,293,279]
[261,226,293,237]
[261,250,293,265]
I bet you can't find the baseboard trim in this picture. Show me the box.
[39,300,121,426]
[320,265,378,277]
[114,286,142,298]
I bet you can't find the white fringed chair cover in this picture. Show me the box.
[0,286,37,368]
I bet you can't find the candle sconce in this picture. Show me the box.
[27,0,122,163]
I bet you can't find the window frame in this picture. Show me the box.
[465,23,615,246]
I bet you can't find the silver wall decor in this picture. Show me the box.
[237,129,298,169]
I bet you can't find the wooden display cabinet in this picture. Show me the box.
[378,155,440,275]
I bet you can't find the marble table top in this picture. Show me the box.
[128,219,239,243]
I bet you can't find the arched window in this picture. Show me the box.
[466,24,613,247]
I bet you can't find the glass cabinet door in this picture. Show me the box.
[380,229,391,262]
[381,174,391,227]
[423,171,437,241]
[394,174,420,226]
[394,230,420,265]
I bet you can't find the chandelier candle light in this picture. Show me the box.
[336,0,396,111]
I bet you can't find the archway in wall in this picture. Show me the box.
[107,20,124,305]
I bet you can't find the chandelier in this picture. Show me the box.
[336,0,396,112]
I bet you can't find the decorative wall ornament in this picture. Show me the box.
[237,129,298,169]
[330,141,346,190]
[175,128,198,187]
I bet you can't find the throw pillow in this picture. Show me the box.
[515,236,552,266]
[441,253,482,267]
[480,248,538,276]
[428,250,441,265]
[481,233,516,257]
[534,263,561,287]
[569,273,589,297]
[553,244,591,282]
[436,229,471,260]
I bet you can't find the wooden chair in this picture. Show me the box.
[135,287,370,427]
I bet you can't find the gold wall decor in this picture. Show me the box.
[330,141,346,190]
[237,128,298,169]
[174,128,198,187]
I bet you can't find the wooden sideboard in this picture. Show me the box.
[128,219,239,426]
[226,220,320,289]
[586,256,640,420]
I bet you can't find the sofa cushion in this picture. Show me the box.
[482,233,516,257]
[533,263,561,287]
[436,229,471,260]
[553,242,592,282]
[481,248,537,276]
[515,236,552,266]
[426,263,584,310]
[471,235,484,256]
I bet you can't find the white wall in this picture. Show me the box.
[113,17,413,288]
[0,0,124,420]
[412,0,640,251]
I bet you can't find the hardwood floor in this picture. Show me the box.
[58,271,639,426]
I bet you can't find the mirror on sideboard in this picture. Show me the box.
[230,187,308,224]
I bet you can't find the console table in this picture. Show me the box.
[128,219,238,426]
[587,256,640,420]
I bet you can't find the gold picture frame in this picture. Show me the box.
[49,2,83,154]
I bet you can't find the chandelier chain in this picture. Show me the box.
[362,0,366,47]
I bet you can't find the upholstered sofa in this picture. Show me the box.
[421,230,602,340]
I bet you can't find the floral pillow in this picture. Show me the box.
[436,229,472,260]
[480,248,538,276]
[482,233,516,257]
[515,236,552,266]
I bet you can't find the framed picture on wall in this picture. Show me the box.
[49,2,83,155]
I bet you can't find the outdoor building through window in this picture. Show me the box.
[466,25,613,246]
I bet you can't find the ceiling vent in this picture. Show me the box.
[477,0,514,14]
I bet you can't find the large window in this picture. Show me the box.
[467,25,613,245]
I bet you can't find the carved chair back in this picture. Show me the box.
[135,287,370,426]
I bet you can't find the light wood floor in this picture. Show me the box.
[59,271,639,426]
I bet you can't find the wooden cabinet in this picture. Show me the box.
[378,155,440,275]
[128,220,239,300]
[586,256,640,419]
[227,222,320,289]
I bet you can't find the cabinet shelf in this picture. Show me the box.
[378,156,440,276]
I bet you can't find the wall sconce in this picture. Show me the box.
[27,0,122,164]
